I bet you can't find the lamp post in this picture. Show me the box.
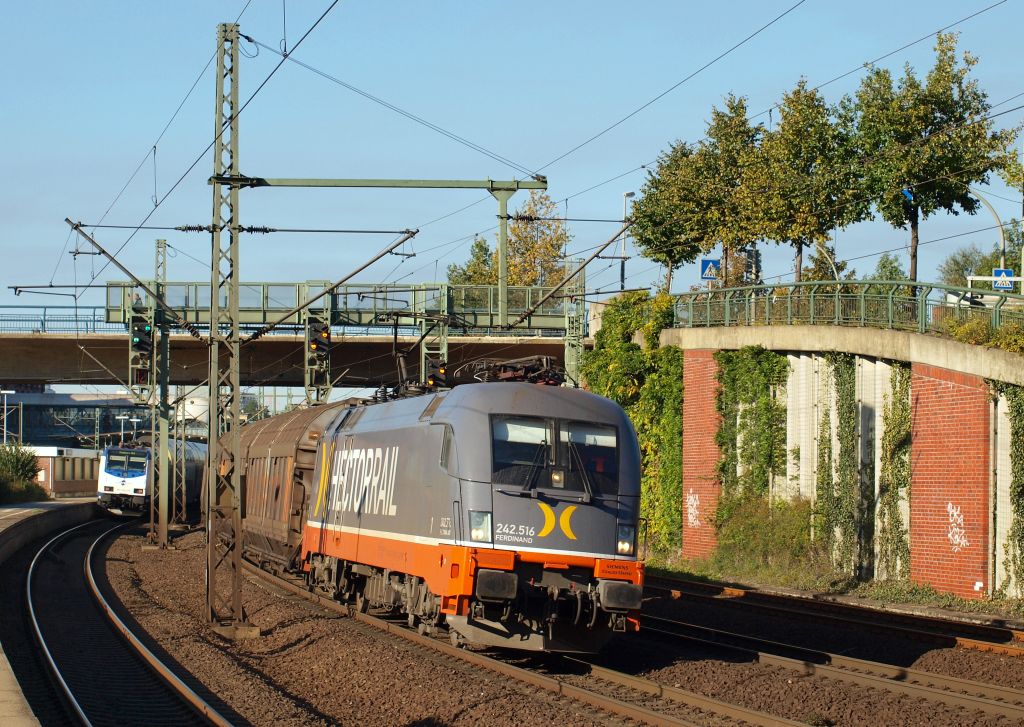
[0,390,13,445]
[815,241,841,281]
[621,192,635,291]
[116,414,129,444]
[968,187,1006,269]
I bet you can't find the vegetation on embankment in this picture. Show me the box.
[0,443,47,504]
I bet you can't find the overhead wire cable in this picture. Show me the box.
[750,0,1009,120]
[371,1,1011,293]
[80,0,343,294]
[535,0,809,173]
[240,35,540,179]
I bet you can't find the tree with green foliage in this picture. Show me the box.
[872,252,908,280]
[632,95,763,289]
[447,236,496,285]
[446,191,570,287]
[741,81,867,282]
[801,243,854,282]
[580,291,682,552]
[855,33,1018,284]
[629,141,705,284]
[507,190,572,286]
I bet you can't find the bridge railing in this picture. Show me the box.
[674,280,1024,335]
[0,306,119,334]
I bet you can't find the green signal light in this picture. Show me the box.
[144,324,152,332]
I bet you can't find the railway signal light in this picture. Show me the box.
[130,315,153,355]
[306,316,330,365]
[426,359,449,388]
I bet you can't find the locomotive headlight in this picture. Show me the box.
[469,511,492,543]
[616,525,635,556]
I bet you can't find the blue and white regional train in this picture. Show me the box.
[97,441,206,511]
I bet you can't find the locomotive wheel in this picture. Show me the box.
[417,622,431,636]
[449,629,462,648]
[356,593,370,614]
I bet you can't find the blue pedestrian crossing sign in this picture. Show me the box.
[700,259,721,281]
[993,268,1014,291]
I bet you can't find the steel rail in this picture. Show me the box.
[85,523,235,727]
[644,616,1024,720]
[25,520,99,726]
[241,560,793,727]
[645,576,1024,656]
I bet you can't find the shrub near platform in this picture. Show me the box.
[0,443,47,504]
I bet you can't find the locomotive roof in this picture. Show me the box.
[337,383,634,433]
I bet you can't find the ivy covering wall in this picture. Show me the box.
[994,382,1024,594]
[816,353,860,572]
[580,291,682,553]
[713,346,789,499]
[877,363,911,579]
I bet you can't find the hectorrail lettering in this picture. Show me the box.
[329,445,399,517]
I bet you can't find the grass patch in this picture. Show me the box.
[0,473,49,505]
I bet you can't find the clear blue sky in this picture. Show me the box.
[1,0,1021,312]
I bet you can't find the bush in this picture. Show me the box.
[991,322,1024,354]
[690,494,843,589]
[0,471,48,504]
[0,443,40,483]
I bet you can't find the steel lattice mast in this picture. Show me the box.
[206,22,255,637]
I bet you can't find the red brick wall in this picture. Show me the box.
[909,363,990,599]
[681,350,721,559]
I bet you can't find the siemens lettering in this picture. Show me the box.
[330,445,400,517]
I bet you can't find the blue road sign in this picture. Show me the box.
[700,259,721,281]
[993,268,1014,291]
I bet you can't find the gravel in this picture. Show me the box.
[104,527,1023,726]
[105,527,617,726]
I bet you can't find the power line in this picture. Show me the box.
[751,0,1009,120]
[79,1,342,294]
[536,0,809,172]
[239,34,541,180]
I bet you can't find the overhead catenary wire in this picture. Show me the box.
[411,2,1012,285]
[239,34,541,180]
[78,0,342,294]
[536,0,809,173]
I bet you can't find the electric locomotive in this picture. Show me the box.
[239,380,644,653]
[97,440,206,511]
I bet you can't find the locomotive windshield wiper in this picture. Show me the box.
[567,441,594,504]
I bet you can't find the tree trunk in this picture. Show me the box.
[794,241,803,283]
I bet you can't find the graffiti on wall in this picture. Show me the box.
[946,502,970,553]
[686,489,701,529]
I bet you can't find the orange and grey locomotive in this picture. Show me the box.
[238,382,643,652]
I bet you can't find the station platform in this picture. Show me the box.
[0,497,97,727]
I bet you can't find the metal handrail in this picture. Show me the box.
[673,280,1024,336]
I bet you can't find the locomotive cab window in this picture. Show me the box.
[491,415,618,496]
[104,451,148,478]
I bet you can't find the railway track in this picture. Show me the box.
[645,574,1024,657]
[22,518,234,727]
[643,612,1024,720]
[243,560,798,727]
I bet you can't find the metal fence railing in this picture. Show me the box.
[674,280,1024,335]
